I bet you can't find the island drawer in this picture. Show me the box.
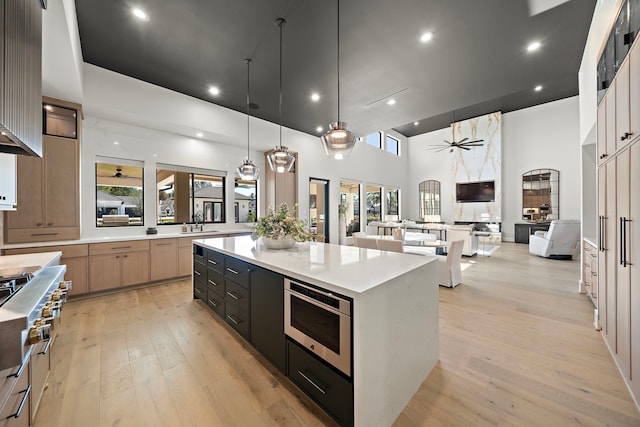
[193,261,207,281]
[206,289,224,318]
[207,271,224,297]
[193,245,206,265]
[225,280,249,310]
[224,257,250,288]
[206,250,224,273]
[225,303,249,340]
[193,278,206,301]
[287,340,353,427]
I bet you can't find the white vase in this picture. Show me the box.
[338,215,347,245]
[260,235,296,250]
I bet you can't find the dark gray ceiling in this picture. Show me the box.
[74,0,595,139]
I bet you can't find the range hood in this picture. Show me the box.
[0,0,44,157]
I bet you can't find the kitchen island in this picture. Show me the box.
[193,235,439,427]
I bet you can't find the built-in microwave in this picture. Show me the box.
[284,278,352,377]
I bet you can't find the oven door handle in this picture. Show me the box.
[285,289,348,317]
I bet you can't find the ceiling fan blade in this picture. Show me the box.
[463,143,484,147]
[457,137,468,144]
[443,140,452,144]
[461,146,471,150]
[460,139,484,145]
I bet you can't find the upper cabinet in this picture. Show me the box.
[4,97,81,243]
[0,0,43,156]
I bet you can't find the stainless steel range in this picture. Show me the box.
[0,265,69,372]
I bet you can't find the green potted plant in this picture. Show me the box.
[252,203,311,249]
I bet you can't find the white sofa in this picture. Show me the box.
[445,224,478,256]
[529,219,581,259]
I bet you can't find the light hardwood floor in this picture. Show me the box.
[35,243,640,426]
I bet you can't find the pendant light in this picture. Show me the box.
[237,58,260,180]
[320,0,358,160]
[267,18,296,174]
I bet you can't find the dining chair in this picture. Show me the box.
[437,239,464,288]
[355,237,379,249]
[352,231,367,245]
[376,238,404,253]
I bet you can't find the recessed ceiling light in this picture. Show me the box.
[208,86,220,96]
[196,132,204,138]
[420,32,434,43]
[316,126,323,133]
[527,41,541,52]
[44,105,53,111]
[414,121,419,126]
[153,154,157,157]
[311,93,320,102]
[387,99,396,106]
[535,85,543,91]
[114,141,119,145]
[131,7,149,21]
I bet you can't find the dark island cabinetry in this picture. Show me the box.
[251,266,286,373]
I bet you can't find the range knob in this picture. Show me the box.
[42,304,53,318]
[28,326,41,345]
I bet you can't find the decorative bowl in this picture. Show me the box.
[260,235,296,250]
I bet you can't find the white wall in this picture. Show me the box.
[78,64,409,244]
[408,96,581,242]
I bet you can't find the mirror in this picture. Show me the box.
[522,169,559,221]
[419,180,441,219]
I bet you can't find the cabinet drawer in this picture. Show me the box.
[207,270,224,297]
[90,240,149,256]
[3,244,88,258]
[206,290,224,318]
[225,257,250,288]
[6,226,79,244]
[287,340,353,427]
[225,303,249,340]
[225,280,249,311]
[206,250,224,274]
[193,278,206,301]
[193,261,206,281]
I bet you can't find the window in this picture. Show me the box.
[419,180,441,219]
[365,132,382,148]
[386,187,399,220]
[366,184,382,224]
[340,180,360,236]
[96,162,144,227]
[156,166,226,224]
[235,178,257,223]
[386,135,399,155]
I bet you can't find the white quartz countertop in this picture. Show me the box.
[194,235,437,297]
[1,229,252,250]
[0,251,62,274]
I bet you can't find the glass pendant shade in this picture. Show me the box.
[267,146,295,173]
[237,159,259,180]
[321,121,357,159]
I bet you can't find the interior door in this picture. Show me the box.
[309,178,329,243]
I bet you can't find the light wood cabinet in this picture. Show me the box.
[89,240,149,292]
[595,36,640,405]
[582,240,598,307]
[150,239,178,281]
[178,237,194,276]
[4,97,80,244]
[2,244,89,296]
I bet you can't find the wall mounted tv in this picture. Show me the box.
[456,181,495,203]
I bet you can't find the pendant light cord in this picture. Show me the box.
[277,18,286,149]
[245,58,252,160]
[336,0,340,122]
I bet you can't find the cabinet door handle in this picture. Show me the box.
[194,270,201,276]
[623,217,632,267]
[297,370,326,395]
[208,299,218,307]
[194,287,202,295]
[47,222,53,226]
[207,279,217,286]
[36,223,42,226]
[226,268,239,275]
[7,358,27,378]
[226,291,239,300]
[226,314,240,325]
[207,259,217,265]
[155,243,173,246]
[620,217,624,266]
[31,233,58,237]
[111,246,131,250]
[7,385,31,419]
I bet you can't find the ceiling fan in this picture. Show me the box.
[427,110,484,153]
[97,166,130,179]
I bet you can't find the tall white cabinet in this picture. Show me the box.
[596,35,640,403]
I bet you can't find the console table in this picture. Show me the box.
[514,222,550,244]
